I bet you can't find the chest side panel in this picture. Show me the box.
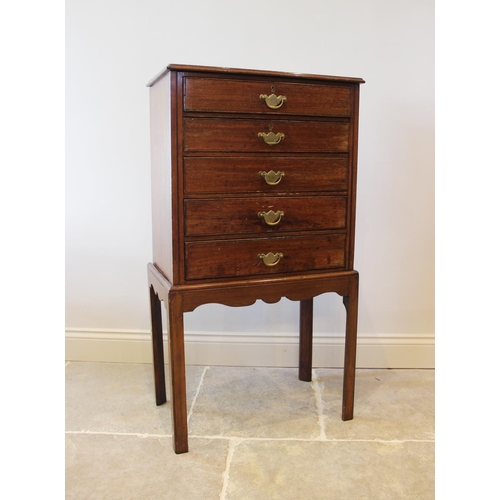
[150,71,174,281]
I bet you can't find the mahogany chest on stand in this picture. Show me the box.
[147,64,364,453]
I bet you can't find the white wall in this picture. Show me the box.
[65,0,434,367]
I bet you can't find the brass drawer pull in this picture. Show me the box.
[258,252,284,267]
[258,125,285,146]
[259,170,285,186]
[259,93,287,109]
[258,210,284,226]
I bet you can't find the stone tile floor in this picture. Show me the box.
[65,362,434,499]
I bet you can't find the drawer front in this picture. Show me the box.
[184,157,349,194]
[184,118,349,153]
[184,77,352,117]
[185,196,347,236]
[185,233,346,280]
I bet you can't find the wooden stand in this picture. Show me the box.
[148,262,359,454]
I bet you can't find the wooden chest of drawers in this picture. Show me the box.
[147,64,364,453]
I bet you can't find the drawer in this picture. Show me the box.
[184,157,349,194]
[185,233,346,280]
[184,196,347,236]
[184,118,349,153]
[184,77,352,117]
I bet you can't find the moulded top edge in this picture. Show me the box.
[146,64,365,87]
[146,67,171,87]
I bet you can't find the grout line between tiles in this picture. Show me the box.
[219,437,243,500]
[312,369,327,440]
[191,435,435,444]
[64,430,434,444]
[65,430,172,438]
[188,366,210,424]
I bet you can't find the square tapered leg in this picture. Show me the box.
[149,285,167,406]
[166,292,188,454]
[299,298,313,382]
[342,273,359,421]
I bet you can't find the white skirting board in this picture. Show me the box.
[65,329,435,369]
